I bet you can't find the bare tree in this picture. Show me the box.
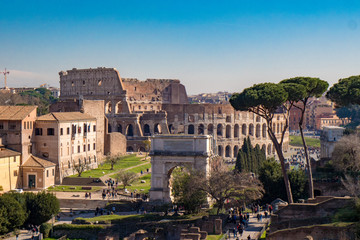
[116,170,138,189]
[332,134,360,197]
[196,157,263,214]
[72,160,89,177]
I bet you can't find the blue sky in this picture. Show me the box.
[1,0,360,94]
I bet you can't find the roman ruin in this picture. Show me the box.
[58,67,289,161]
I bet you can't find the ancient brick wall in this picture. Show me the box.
[105,132,126,156]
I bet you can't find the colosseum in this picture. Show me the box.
[57,67,289,161]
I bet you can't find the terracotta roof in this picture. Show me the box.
[0,148,21,158]
[0,106,37,120]
[37,112,96,122]
[22,155,56,168]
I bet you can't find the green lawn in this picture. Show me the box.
[207,234,224,240]
[289,135,320,148]
[47,185,102,192]
[117,174,151,194]
[69,154,149,178]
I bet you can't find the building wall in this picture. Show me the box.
[34,118,97,183]
[0,154,21,192]
[0,108,37,163]
[104,132,127,156]
[22,167,55,189]
[320,126,345,159]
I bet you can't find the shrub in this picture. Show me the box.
[53,224,105,231]
[40,223,52,238]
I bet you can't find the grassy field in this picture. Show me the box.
[207,234,224,240]
[69,154,148,178]
[289,135,320,148]
[118,174,151,194]
[47,185,102,192]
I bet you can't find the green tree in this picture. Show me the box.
[259,158,308,203]
[142,139,151,158]
[230,83,295,203]
[280,77,329,199]
[235,138,265,174]
[116,169,138,189]
[326,75,360,107]
[25,192,60,225]
[171,168,207,214]
[105,153,122,170]
[0,194,27,234]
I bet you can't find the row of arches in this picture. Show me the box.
[187,123,268,139]
[108,123,163,137]
[218,143,273,158]
[105,101,123,114]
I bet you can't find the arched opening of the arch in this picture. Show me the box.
[226,125,231,138]
[249,124,254,136]
[217,124,223,136]
[234,124,239,138]
[154,123,162,134]
[188,124,195,134]
[167,165,191,203]
[115,101,122,114]
[218,145,223,157]
[225,145,231,157]
[242,124,247,136]
[262,124,267,138]
[233,145,239,158]
[208,124,214,135]
[256,124,261,138]
[168,124,174,134]
[117,124,122,133]
[198,124,204,135]
[144,124,151,136]
[105,101,112,114]
[127,146,134,152]
[126,124,134,136]
[267,144,272,155]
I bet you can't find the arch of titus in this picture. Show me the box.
[149,135,212,203]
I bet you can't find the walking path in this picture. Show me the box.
[224,212,270,240]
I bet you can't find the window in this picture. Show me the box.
[60,128,63,135]
[13,170,18,177]
[93,143,96,150]
[9,124,16,130]
[60,148,63,156]
[47,170,49,177]
[12,157,16,162]
[52,169,55,176]
[30,122,32,129]
[93,125,96,131]
[83,145,86,152]
[67,127,70,135]
[35,128,43,135]
[88,144,90,151]
[78,127,81,134]
[78,145,80,153]
[0,124,3,129]
[47,128,55,136]
[24,122,26,129]
[27,122,30,129]
[83,80,85,85]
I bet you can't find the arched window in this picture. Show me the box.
[225,145,231,157]
[249,124,254,136]
[233,145,239,158]
[208,124,214,135]
[188,125,195,134]
[126,124,134,136]
[218,145,223,157]
[154,123,162,134]
[117,124,122,133]
[108,124,112,133]
[226,125,231,138]
[242,124,247,135]
[268,144,272,155]
[234,124,239,138]
[144,124,151,136]
[127,146,134,152]
[256,124,261,138]
[262,123,267,138]
[198,124,204,135]
[168,124,174,134]
[217,124,223,136]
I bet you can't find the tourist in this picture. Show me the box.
[85,192,88,199]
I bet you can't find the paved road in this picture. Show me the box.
[224,213,270,240]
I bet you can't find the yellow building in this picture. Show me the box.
[0,147,21,193]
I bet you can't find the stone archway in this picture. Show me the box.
[149,135,212,203]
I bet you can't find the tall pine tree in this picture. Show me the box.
[235,137,266,174]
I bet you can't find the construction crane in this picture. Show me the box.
[1,68,10,89]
